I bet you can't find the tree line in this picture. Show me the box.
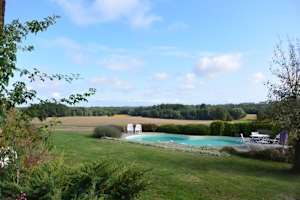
[26,102,270,121]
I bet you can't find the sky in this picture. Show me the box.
[6,0,300,106]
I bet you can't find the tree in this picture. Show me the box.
[0,3,148,199]
[228,108,246,120]
[0,1,95,186]
[0,0,4,30]
[267,39,300,172]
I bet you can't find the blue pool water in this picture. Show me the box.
[126,133,243,148]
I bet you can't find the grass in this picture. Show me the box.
[35,114,256,132]
[53,131,300,200]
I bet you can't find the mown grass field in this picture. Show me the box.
[35,114,257,132]
[53,131,300,200]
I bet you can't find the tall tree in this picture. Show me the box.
[0,1,95,185]
[267,39,300,172]
[0,0,5,30]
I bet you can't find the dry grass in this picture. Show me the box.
[33,114,256,132]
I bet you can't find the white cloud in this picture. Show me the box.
[195,53,242,78]
[91,76,133,91]
[149,46,195,59]
[98,55,144,71]
[180,73,199,90]
[252,72,266,84]
[130,11,161,28]
[184,73,196,82]
[153,72,169,81]
[52,0,161,28]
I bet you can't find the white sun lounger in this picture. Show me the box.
[127,124,134,134]
[135,124,142,134]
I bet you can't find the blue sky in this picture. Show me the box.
[6,0,300,106]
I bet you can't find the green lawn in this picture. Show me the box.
[53,131,300,200]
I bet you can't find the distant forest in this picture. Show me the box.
[25,103,271,121]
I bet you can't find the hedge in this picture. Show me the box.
[210,121,225,135]
[179,124,210,135]
[92,126,122,138]
[156,124,181,134]
[153,121,278,137]
[141,124,159,132]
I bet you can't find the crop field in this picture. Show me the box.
[34,114,257,132]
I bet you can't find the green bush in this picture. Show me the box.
[156,124,210,135]
[109,124,125,132]
[223,123,239,136]
[179,124,210,135]
[154,121,277,137]
[0,161,148,200]
[209,121,276,137]
[222,147,293,163]
[252,121,273,131]
[210,121,225,135]
[156,124,181,134]
[237,123,252,137]
[92,126,122,138]
[141,124,159,132]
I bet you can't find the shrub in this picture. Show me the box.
[0,161,147,200]
[222,147,294,163]
[210,121,225,135]
[141,124,159,132]
[179,124,210,135]
[257,129,273,136]
[92,126,122,138]
[252,121,273,132]
[155,124,210,135]
[156,124,181,134]
[109,124,125,132]
[237,123,252,137]
[223,123,239,136]
[209,121,276,137]
[155,121,277,137]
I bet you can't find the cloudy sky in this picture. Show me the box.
[6,0,300,106]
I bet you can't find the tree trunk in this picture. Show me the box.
[0,0,5,30]
[293,138,300,173]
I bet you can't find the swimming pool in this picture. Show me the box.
[125,133,243,148]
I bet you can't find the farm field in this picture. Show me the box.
[53,131,300,200]
[34,114,257,132]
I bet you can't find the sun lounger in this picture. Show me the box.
[135,124,142,134]
[127,124,134,134]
